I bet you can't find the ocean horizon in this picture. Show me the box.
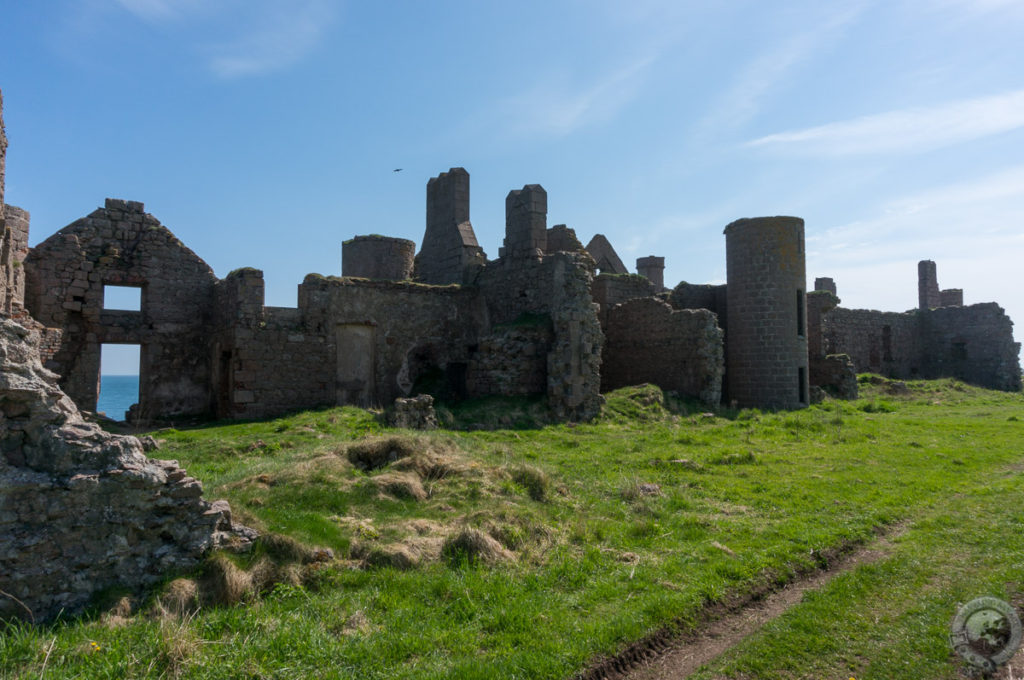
[97,374,139,421]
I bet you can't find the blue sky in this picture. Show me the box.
[2,0,1023,375]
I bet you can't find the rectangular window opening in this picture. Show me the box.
[99,343,141,421]
[103,284,142,311]
[796,289,805,337]
[798,366,807,405]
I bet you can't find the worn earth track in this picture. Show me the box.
[577,525,904,680]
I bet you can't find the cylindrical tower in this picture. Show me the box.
[724,216,809,409]
[342,235,416,281]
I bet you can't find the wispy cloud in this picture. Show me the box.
[110,0,336,78]
[694,3,866,140]
[205,1,335,78]
[748,89,1024,155]
[487,56,656,139]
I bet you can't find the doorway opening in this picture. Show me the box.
[98,343,141,421]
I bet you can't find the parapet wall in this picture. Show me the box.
[602,298,723,404]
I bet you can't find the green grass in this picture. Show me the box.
[2,378,1023,678]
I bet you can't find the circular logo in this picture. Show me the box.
[950,597,1023,671]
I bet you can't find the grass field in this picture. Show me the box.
[1,377,1022,679]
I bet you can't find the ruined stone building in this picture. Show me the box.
[1,91,1019,427]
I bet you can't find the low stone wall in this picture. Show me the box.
[602,298,723,404]
[591,273,656,325]
[0,319,251,623]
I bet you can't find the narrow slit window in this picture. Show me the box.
[798,366,807,404]
[796,290,805,337]
[103,285,141,311]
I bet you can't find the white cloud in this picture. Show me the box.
[694,3,866,139]
[748,89,1024,155]
[489,56,656,139]
[110,0,336,78]
[205,1,335,78]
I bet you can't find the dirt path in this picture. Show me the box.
[579,529,902,680]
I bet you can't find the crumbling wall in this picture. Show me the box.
[479,253,603,420]
[1,205,29,316]
[668,282,727,330]
[920,303,1021,391]
[591,273,656,326]
[466,323,552,397]
[24,200,217,419]
[821,307,922,378]
[0,318,249,622]
[602,298,723,404]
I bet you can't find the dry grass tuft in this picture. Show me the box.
[511,464,550,501]
[345,436,419,470]
[201,555,253,606]
[257,532,314,563]
[156,613,199,678]
[441,528,516,566]
[158,579,200,618]
[353,536,443,569]
[373,472,428,501]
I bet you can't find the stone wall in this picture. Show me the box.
[1,205,29,316]
[342,235,415,281]
[591,273,656,325]
[0,88,6,209]
[668,282,727,331]
[602,298,723,404]
[821,307,922,378]
[0,318,249,623]
[24,200,217,419]
[479,253,603,420]
[466,323,552,397]
[920,303,1021,391]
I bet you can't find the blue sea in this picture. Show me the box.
[97,375,139,421]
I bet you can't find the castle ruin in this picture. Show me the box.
[0,90,1019,427]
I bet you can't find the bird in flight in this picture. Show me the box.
[393,168,402,173]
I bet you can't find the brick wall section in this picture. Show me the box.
[602,298,723,404]
[23,200,217,418]
[416,168,485,284]
[342,235,415,280]
[591,273,656,326]
[635,256,665,291]
[724,216,809,409]
[821,307,922,377]
[920,303,1021,390]
[918,260,941,309]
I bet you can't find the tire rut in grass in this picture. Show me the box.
[578,525,904,680]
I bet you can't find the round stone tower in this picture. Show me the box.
[341,235,416,281]
[724,216,809,409]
